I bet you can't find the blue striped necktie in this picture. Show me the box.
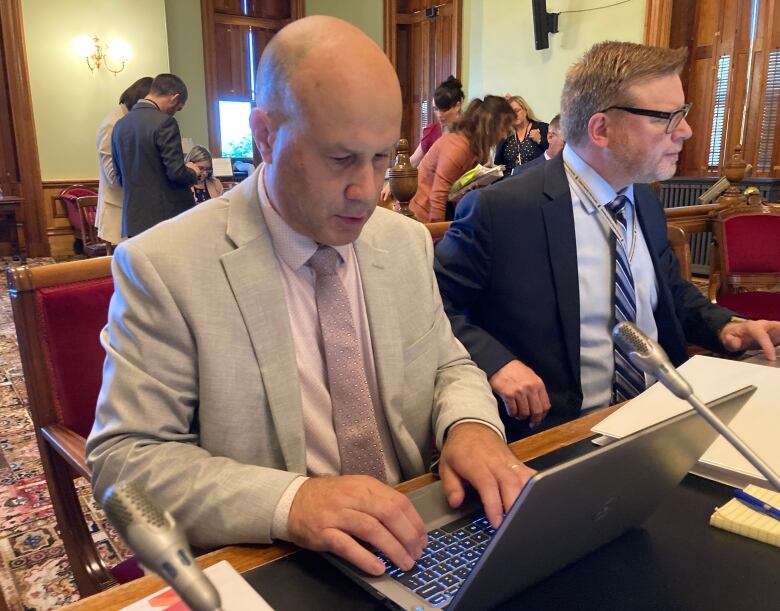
[607,195,646,403]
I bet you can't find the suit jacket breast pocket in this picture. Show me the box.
[403,323,437,366]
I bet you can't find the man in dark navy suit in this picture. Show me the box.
[111,73,199,238]
[435,42,780,441]
[510,114,564,176]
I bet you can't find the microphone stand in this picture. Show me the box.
[685,393,780,490]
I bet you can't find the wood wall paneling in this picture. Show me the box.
[214,22,250,99]
[644,0,674,46]
[0,0,48,257]
[214,0,243,15]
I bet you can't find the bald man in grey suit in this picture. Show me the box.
[87,16,532,577]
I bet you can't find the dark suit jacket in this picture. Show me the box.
[111,99,197,237]
[434,155,738,439]
[510,152,546,176]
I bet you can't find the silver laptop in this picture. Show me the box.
[326,385,756,611]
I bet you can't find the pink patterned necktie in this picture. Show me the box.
[308,245,387,481]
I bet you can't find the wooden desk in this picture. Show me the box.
[0,196,24,261]
[61,406,619,610]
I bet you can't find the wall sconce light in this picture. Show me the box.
[73,35,131,75]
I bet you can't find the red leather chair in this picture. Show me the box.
[709,204,780,321]
[7,257,142,597]
[76,196,112,257]
[56,185,98,254]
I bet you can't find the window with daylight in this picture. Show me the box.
[756,49,780,173]
[218,100,253,158]
[707,55,731,169]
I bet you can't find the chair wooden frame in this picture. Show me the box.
[76,196,112,257]
[665,223,692,281]
[424,221,451,241]
[8,257,116,597]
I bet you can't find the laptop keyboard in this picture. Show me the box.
[376,513,496,608]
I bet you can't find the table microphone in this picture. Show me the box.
[102,481,224,611]
[612,321,780,490]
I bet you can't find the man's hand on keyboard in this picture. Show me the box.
[287,475,428,576]
[438,422,535,528]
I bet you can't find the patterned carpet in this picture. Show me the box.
[0,258,130,611]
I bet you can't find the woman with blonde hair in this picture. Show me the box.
[494,95,549,174]
[410,95,515,223]
[184,145,224,203]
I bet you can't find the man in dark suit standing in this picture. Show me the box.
[111,73,200,238]
[435,41,780,441]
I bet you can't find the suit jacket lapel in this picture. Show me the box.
[353,224,403,438]
[221,172,306,473]
[541,157,581,387]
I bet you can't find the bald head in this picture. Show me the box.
[256,16,401,125]
[250,17,403,246]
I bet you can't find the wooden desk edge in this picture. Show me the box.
[61,406,619,610]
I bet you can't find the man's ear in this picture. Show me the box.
[251,108,275,164]
[587,112,611,149]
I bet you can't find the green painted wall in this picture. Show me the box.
[462,0,646,122]
[165,0,209,150]
[305,0,383,48]
[23,0,645,180]
[22,0,170,181]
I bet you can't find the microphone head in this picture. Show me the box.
[612,321,693,400]
[612,321,653,357]
[102,482,223,611]
[103,480,169,537]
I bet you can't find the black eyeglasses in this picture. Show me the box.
[599,102,692,133]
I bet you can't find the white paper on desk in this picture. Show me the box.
[121,560,274,611]
[591,355,780,484]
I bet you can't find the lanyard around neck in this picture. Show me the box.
[563,159,638,260]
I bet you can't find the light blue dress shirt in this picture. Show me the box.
[563,146,659,409]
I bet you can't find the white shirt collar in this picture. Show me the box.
[256,164,352,272]
[563,145,635,215]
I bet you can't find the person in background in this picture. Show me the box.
[409,95,515,223]
[184,145,224,203]
[495,95,548,175]
[511,114,564,176]
[415,76,465,164]
[88,16,532,577]
[96,76,153,245]
[379,76,465,202]
[435,41,780,441]
[111,73,201,238]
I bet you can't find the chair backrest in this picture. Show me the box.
[9,257,114,439]
[77,195,111,257]
[425,221,452,242]
[57,184,97,234]
[714,206,780,274]
[7,256,125,595]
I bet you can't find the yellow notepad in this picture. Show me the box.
[710,484,780,547]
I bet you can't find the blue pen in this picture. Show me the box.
[733,488,780,521]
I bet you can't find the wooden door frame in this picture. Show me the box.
[200,0,304,155]
[645,0,674,46]
[383,0,462,73]
[1,0,48,257]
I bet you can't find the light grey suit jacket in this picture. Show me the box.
[87,169,502,550]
